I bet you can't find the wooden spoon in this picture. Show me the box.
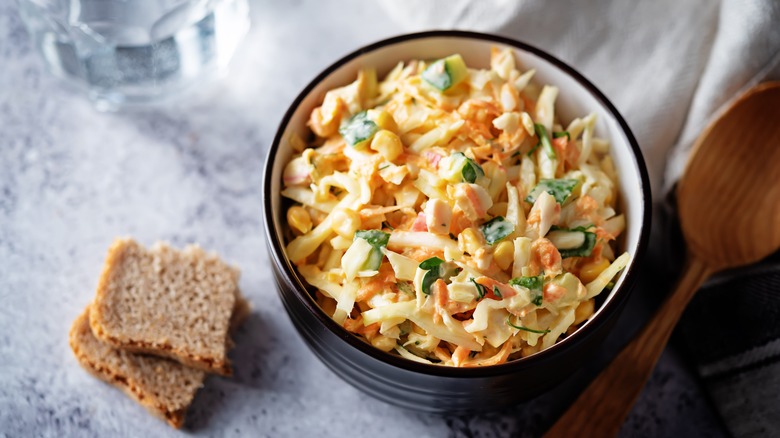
[545,82,780,437]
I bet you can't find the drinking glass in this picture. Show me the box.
[17,0,250,110]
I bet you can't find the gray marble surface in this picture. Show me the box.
[0,1,730,437]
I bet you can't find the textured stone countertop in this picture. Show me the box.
[0,1,729,437]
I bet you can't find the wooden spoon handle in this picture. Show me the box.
[544,257,712,438]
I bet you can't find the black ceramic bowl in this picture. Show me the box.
[262,31,651,413]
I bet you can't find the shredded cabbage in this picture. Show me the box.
[282,49,630,367]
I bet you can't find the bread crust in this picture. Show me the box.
[70,308,203,428]
[90,239,240,375]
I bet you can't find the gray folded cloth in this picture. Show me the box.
[679,253,780,437]
[379,0,780,436]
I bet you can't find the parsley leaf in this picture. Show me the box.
[470,278,486,300]
[509,275,544,305]
[419,257,445,270]
[506,316,551,334]
[534,123,556,159]
[525,179,579,204]
[479,216,514,245]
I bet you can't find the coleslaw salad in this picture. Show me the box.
[281,47,629,367]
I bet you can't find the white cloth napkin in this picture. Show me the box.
[378,0,780,199]
[378,1,780,436]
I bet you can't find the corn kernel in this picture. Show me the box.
[579,258,611,284]
[370,129,404,162]
[493,240,514,271]
[573,299,595,326]
[371,334,397,352]
[331,209,361,239]
[369,109,399,133]
[287,206,312,235]
[458,228,483,255]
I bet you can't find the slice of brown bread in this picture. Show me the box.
[90,238,241,375]
[70,308,205,428]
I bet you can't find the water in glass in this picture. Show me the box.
[18,0,250,110]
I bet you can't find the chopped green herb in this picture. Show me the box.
[506,316,551,334]
[420,257,444,295]
[381,221,394,231]
[525,179,579,204]
[534,123,556,159]
[470,278,487,300]
[378,164,391,171]
[509,275,544,305]
[554,229,597,258]
[511,150,521,157]
[419,257,445,270]
[421,269,439,295]
[479,216,514,245]
[339,111,378,148]
[493,286,503,299]
[605,281,616,291]
[553,131,571,140]
[527,141,541,157]
[420,257,459,295]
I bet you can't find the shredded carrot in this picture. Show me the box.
[432,279,449,324]
[529,238,562,278]
[462,184,487,217]
[449,209,473,235]
[452,346,471,367]
[464,340,513,367]
[356,263,396,302]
